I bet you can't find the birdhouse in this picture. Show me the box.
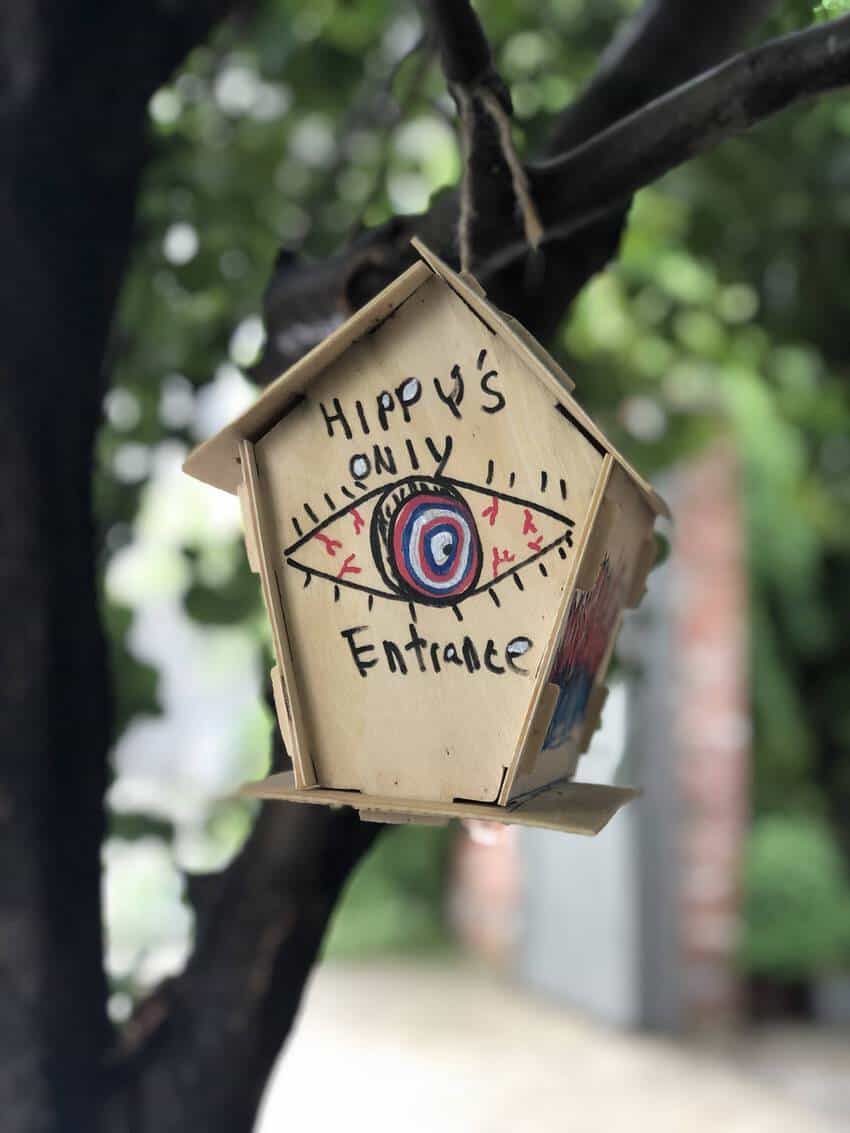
[184,240,668,835]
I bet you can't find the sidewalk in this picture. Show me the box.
[258,960,849,1133]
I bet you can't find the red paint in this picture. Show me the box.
[315,532,342,557]
[522,508,538,536]
[491,547,515,578]
[337,553,361,579]
[351,508,365,536]
[481,496,499,526]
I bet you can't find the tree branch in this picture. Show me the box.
[438,0,782,336]
[423,0,498,87]
[528,13,850,248]
[419,0,527,271]
[257,0,780,380]
[547,0,780,154]
[248,3,845,383]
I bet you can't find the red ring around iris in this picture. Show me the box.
[390,492,480,601]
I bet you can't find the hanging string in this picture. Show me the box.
[454,83,544,276]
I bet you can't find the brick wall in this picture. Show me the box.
[672,443,750,1028]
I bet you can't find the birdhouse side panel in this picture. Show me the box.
[530,462,656,779]
[253,273,606,803]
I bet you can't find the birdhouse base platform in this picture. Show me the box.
[239,771,638,836]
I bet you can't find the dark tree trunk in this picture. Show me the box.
[0,6,381,1129]
[0,18,147,1131]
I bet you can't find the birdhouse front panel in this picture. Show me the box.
[253,271,607,803]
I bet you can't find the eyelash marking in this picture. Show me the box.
[283,472,575,611]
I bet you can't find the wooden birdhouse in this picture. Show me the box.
[184,240,669,836]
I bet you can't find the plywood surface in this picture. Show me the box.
[239,440,316,786]
[254,272,605,803]
[238,771,638,836]
[528,463,656,780]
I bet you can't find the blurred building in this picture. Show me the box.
[450,443,750,1033]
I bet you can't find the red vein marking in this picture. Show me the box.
[481,496,499,526]
[351,508,365,536]
[337,553,361,579]
[491,547,516,578]
[527,536,543,553]
[315,533,342,557]
[522,508,538,536]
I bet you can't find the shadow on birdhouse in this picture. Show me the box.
[184,241,669,835]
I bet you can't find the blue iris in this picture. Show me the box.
[422,522,458,576]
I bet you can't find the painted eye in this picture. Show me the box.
[282,474,574,609]
[372,480,482,605]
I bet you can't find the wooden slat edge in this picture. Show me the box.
[239,439,317,787]
[237,771,638,836]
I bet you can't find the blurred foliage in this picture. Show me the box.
[815,1,850,20]
[97,0,850,977]
[741,816,850,977]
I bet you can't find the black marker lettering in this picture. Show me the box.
[450,364,465,405]
[484,641,505,674]
[350,453,371,480]
[355,400,370,435]
[425,434,453,477]
[405,438,420,471]
[341,626,378,677]
[396,377,422,422]
[433,374,462,419]
[347,625,534,679]
[505,636,533,675]
[377,391,394,432]
[320,397,352,440]
[480,370,506,414]
[373,445,397,476]
[461,637,481,673]
[383,640,408,675]
[404,622,428,673]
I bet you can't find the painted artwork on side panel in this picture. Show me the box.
[543,556,626,750]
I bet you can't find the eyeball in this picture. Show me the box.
[282,472,575,609]
[371,478,482,605]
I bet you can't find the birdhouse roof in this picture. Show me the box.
[183,239,669,520]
